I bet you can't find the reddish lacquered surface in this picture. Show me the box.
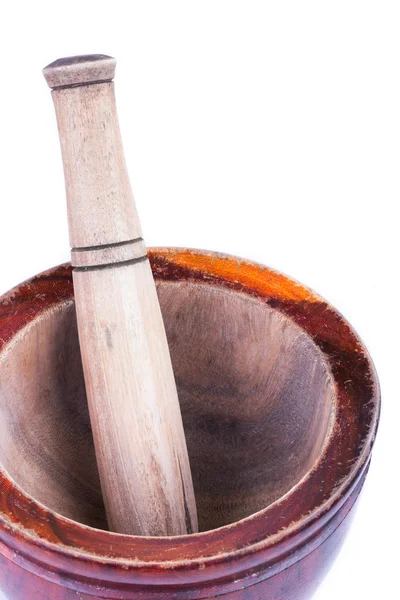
[0,249,380,599]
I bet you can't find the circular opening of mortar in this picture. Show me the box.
[0,276,335,534]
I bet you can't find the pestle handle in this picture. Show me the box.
[43,55,198,536]
[42,55,141,250]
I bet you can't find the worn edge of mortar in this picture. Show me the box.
[0,249,380,574]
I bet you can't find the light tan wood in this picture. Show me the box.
[43,55,198,536]
[0,269,335,532]
[43,56,140,249]
[71,238,146,268]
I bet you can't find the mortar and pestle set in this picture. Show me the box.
[0,55,380,599]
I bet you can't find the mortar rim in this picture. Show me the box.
[0,247,380,576]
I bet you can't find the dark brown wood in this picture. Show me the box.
[0,248,380,599]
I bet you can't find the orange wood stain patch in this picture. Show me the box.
[149,248,321,304]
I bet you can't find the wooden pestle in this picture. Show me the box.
[43,55,198,536]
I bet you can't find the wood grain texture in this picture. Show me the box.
[73,260,197,535]
[46,78,141,249]
[0,476,364,599]
[43,55,198,536]
[0,249,380,599]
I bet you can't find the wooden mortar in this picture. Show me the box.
[0,249,380,600]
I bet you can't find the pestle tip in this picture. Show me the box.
[43,54,116,89]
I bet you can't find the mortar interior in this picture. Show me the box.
[0,279,335,533]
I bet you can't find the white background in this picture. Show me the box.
[0,2,397,598]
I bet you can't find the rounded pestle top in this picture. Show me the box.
[43,54,116,89]
[41,52,141,250]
